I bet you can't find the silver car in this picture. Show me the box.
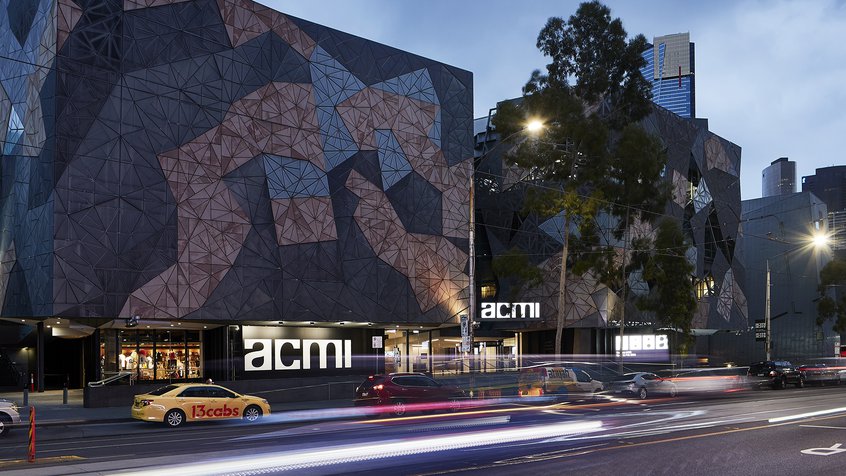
[608,372,677,399]
[0,399,22,436]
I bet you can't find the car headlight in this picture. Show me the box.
[261,399,269,405]
[10,403,18,413]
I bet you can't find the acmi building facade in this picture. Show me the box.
[0,0,472,396]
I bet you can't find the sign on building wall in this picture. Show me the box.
[479,302,541,319]
[614,334,669,362]
[241,326,375,376]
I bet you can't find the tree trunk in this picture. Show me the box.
[555,214,570,355]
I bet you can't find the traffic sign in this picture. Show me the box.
[754,319,767,342]
[372,336,383,349]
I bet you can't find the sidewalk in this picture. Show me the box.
[0,389,352,427]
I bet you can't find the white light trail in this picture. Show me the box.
[114,420,602,476]
[768,406,846,423]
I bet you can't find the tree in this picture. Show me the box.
[816,259,846,333]
[639,219,697,353]
[492,1,670,354]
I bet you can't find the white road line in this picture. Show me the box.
[799,424,846,430]
[769,406,846,423]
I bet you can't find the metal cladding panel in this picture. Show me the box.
[0,0,472,326]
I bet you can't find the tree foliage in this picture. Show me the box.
[639,219,697,346]
[490,1,677,352]
[816,259,846,333]
[535,0,652,126]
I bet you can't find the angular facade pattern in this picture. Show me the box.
[0,0,473,326]
[475,106,747,334]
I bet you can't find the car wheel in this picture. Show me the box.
[392,399,407,416]
[0,413,12,436]
[164,409,185,428]
[796,377,805,389]
[638,387,648,400]
[669,385,677,398]
[243,405,263,422]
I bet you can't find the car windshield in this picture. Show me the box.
[612,374,637,381]
[147,385,180,396]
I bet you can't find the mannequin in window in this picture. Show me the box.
[119,352,126,370]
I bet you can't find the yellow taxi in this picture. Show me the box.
[131,383,271,427]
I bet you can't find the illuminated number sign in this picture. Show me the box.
[614,334,669,362]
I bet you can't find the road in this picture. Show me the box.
[3,385,846,475]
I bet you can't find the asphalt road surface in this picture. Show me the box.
[4,385,846,475]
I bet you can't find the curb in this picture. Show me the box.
[34,417,135,427]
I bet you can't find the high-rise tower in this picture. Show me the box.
[641,33,695,118]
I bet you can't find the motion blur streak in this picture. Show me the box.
[114,420,602,476]
[768,406,846,423]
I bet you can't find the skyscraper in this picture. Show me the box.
[802,166,846,256]
[762,157,796,197]
[640,33,695,118]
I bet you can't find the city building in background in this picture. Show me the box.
[0,0,473,400]
[730,192,834,364]
[640,32,695,118]
[474,104,747,357]
[762,157,796,197]
[802,166,846,257]
[802,166,846,212]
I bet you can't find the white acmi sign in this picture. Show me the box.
[480,302,541,319]
[244,339,352,371]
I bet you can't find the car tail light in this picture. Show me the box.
[769,371,777,377]
[140,399,154,406]
[373,384,384,391]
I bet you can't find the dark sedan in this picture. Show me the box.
[354,373,466,416]
[748,361,803,389]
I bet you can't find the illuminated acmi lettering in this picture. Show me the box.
[480,302,541,319]
[244,339,352,371]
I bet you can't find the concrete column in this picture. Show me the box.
[37,321,45,392]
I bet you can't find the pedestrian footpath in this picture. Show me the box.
[0,388,351,427]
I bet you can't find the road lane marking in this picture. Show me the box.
[769,406,846,423]
[800,424,846,430]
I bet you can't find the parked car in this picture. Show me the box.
[518,366,604,399]
[747,361,803,389]
[0,399,22,436]
[354,373,466,416]
[131,383,271,428]
[797,363,843,386]
[607,372,677,400]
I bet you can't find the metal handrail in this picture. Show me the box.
[87,371,133,387]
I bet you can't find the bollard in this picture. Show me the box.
[28,406,35,463]
[63,384,68,405]
[23,387,28,407]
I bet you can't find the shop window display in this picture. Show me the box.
[101,328,203,382]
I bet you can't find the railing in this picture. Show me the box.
[87,371,134,387]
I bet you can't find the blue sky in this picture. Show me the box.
[266,0,846,201]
